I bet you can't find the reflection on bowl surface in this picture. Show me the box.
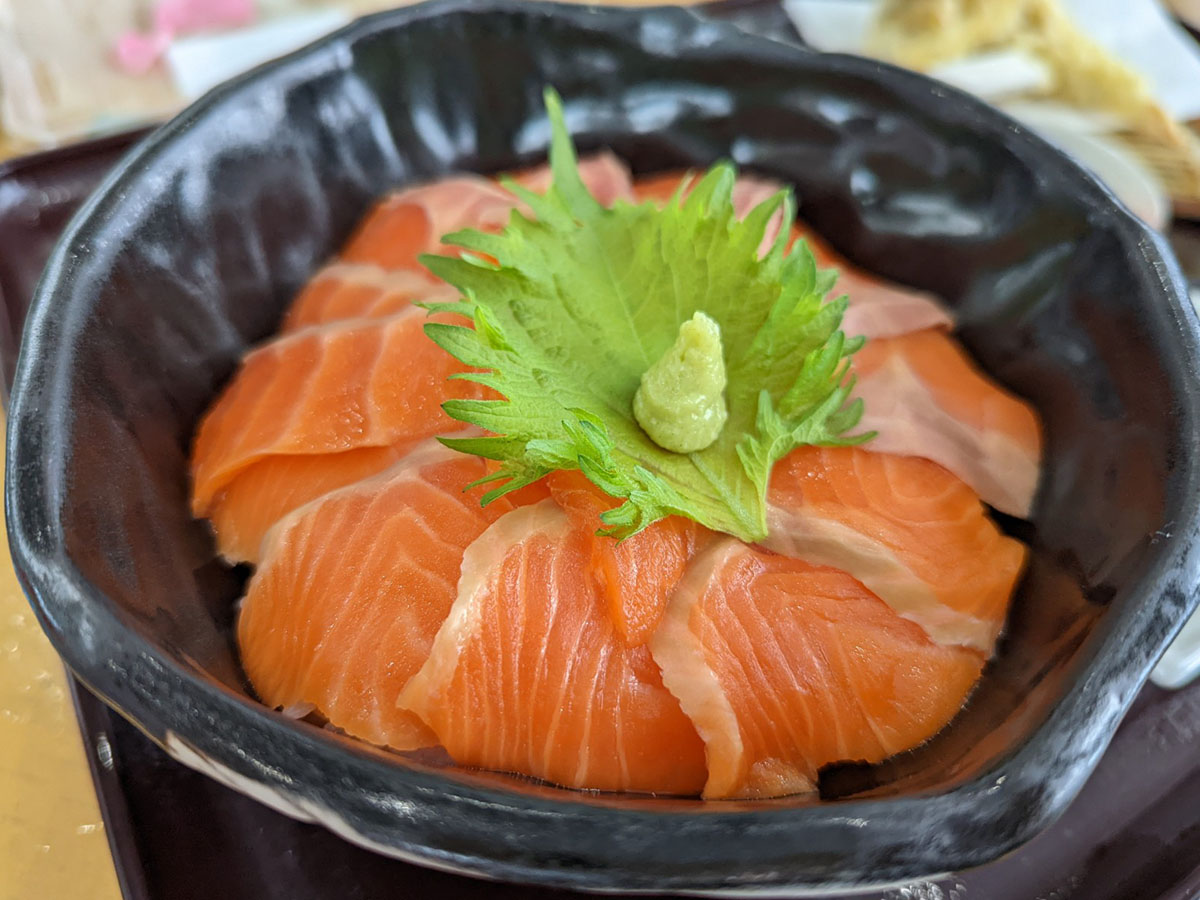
[6,1,1200,895]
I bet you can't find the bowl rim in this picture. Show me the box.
[7,0,1200,894]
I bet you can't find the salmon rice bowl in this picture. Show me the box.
[189,88,1041,800]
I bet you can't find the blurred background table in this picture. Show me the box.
[0,0,669,158]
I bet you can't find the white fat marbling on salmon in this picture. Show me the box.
[856,350,1040,517]
[836,273,953,339]
[380,174,520,237]
[305,262,452,295]
[398,499,707,795]
[256,436,472,555]
[650,538,987,800]
[649,539,762,800]
[238,437,502,752]
[762,507,998,651]
[286,263,459,327]
[193,307,471,509]
[399,500,571,727]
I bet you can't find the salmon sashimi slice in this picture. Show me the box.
[340,176,513,270]
[282,263,458,333]
[399,500,709,795]
[794,224,952,339]
[340,153,635,271]
[853,328,1042,518]
[206,445,412,565]
[237,442,517,751]
[651,539,986,799]
[191,308,484,562]
[764,446,1025,651]
[632,171,951,338]
[546,470,710,647]
[284,154,632,329]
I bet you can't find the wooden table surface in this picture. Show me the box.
[0,418,122,900]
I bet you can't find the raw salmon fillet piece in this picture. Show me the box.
[340,152,634,272]
[546,470,709,646]
[281,154,633,330]
[765,446,1025,651]
[399,500,708,795]
[205,445,412,567]
[853,328,1042,518]
[632,171,951,338]
[340,176,513,270]
[237,442,515,751]
[282,264,457,333]
[794,224,952,340]
[651,539,985,799]
[191,308,483,562]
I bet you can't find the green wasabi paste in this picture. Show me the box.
[633,312,729,454]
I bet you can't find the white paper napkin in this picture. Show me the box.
[165,9,350,100]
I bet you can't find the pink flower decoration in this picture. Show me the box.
[115,29,174,76]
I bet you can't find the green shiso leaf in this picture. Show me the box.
[420,87,867,541]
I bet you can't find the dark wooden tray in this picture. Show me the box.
[2,3,1199,896]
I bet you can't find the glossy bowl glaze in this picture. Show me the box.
[7,1,1200,894]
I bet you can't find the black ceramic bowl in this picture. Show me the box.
[8,1,1200,894]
